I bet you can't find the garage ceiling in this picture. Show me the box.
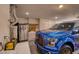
[15,4,79,19]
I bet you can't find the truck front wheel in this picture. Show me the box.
[59,45,72,54]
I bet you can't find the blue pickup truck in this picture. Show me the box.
[35,20,79,54]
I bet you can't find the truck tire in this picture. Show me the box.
[59,45,72,54]
[37,46,42,54]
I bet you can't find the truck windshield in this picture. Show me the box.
[50,22,75,30]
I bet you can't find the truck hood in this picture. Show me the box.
[37,29,71,38]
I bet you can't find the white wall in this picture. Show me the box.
[17,18,27,24]
[0,5,10,43]
[39,18,56,30]
[17,18,38,24]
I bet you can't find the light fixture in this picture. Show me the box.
[55,16,58,19]
[59,5,63,8]
[25,12,29,16]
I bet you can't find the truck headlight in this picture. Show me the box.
[48,38,57,46]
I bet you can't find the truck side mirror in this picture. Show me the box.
[72,29,79,34]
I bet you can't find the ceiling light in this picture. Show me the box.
[55,16,58,19]
[25,12,29,16]
[59,5,63,8]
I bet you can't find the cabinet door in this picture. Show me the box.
[19,25,29,42]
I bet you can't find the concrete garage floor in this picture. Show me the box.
[0,42,31,54]
[0,40,38,54]
[29,40,38,54]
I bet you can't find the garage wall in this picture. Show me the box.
[0,5,10,43]
[18,18,27,23]
[17,18,56,31]
[39,18,56,30]
[18,18,38,24]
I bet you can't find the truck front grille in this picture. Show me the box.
[36,34,45,46]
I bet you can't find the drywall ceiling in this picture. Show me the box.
[15,4,79,19]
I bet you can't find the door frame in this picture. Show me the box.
[14,23,29,43]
